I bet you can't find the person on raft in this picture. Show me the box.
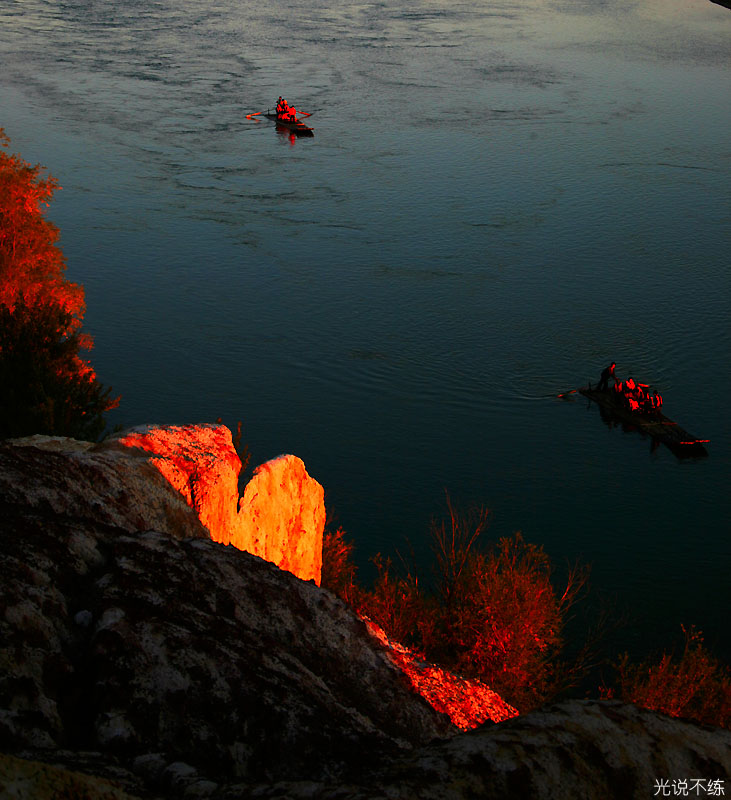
[611,372,663,416]
[597,362,616,391]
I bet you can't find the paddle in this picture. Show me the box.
[245,111,266,119]
[557,388,578,398]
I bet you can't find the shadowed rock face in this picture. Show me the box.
[347,700,731,800]
[0,434,208,541]
[0,495,452,786]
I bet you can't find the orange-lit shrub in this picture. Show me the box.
[359,554,435,652]
[603,626,731,729]
[321,498,590,712]
[433,531,587,711]
[423,498,589,711]
[322,527,362,608]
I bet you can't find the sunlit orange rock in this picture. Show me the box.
[109,424,325,583]
[238,455,324,587]
[364,619,518,729]
[114,425,242,538]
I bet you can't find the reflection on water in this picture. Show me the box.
[1,0,730,660]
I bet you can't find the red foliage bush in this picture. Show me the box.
[322,527,362,608]
[603,625,731,729]
[322,497,590,712]
[324,518,731,725]
[0,129,84,319]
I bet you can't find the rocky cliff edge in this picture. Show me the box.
[0,426,729,798]
[2,424,324,583]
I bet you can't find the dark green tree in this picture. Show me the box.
[0,300,118,440]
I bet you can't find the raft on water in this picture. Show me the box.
[579,385,709,458]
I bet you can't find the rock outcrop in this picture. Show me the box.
[4,424,325,583]
[1,433,730,799]
[267,701,729,800]
[108,424,325,583]
[0,509,450,786]
[237,453,323,584]
[110,425,243,542]
[0,433,208,541]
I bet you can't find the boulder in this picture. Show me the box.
[333,699,731,800]
[4,424,325,583]
[105,424,324,583]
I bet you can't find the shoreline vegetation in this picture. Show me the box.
[0,129,118,440]
[322,503,731,727]
[2,132,729,730]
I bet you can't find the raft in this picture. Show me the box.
[579,385,708,458]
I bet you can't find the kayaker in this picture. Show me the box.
[286,105,297,121]
[597,362,616,391]
[276,97,289,118]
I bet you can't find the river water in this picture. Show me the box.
[1,0,729,664]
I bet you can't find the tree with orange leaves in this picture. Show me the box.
[0,129,118,439]
[0,129,84,319]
